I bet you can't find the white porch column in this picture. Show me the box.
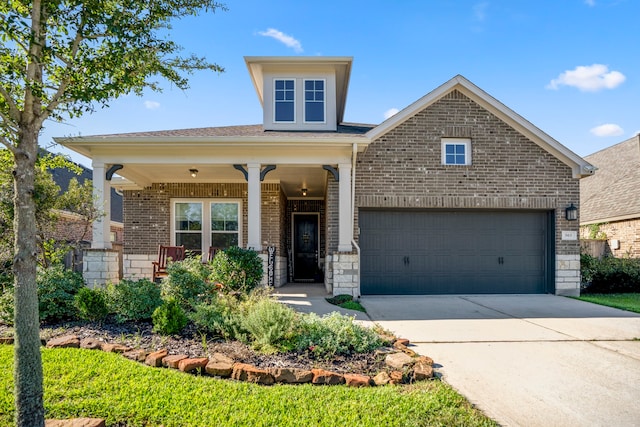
[338,162,353,252]
[91,162,112,249]
[247,163,262,251]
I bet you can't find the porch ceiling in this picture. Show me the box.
[112,163,329,199]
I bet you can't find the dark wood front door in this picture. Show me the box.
[293,214,319,281]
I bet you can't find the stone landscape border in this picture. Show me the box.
[41,334,434,386]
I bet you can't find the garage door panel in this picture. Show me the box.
[360,210,549,295]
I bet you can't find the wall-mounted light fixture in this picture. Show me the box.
[565,203,578,221]
[301,188,308,197]
[189,168,198,178]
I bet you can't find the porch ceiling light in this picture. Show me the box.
[301,188,308,196]
[189,168,198,178]
[565,203,578,221]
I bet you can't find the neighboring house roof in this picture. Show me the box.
[580,135,640,224]
[367,75,595,178]
[50,160,123,223]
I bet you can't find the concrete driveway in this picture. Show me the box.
[362,295,640,427]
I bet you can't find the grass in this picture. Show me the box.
[325,294,367,313]
[576,293,640,313]
[0,346,496,427]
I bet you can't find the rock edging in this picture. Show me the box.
[41,334,434,387]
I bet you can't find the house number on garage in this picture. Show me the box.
[562,231,578,241]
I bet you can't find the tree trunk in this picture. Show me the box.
[13,128,44,426]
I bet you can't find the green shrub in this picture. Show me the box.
[0,288,13,325]
[161,256,215,310]
[152,299,188,335]
[242,298,299,353]
[190,293,249,342]
[296,312,383,358]
[581,255,640,294]
[74,287,109,322]
[105,278,163,323]
[210,246,263,293]
[580,253,598,285]
[37,265,84,322]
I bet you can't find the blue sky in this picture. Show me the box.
[44,0,639,167]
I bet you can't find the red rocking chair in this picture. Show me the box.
[207,246,222,262]
[152,245,185,282]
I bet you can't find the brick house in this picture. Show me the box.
[579,135,640,258]
[57,56,594,296]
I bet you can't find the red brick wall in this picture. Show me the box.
[123,182,282,255]
[325,175,339,253]
[580,219,640,258]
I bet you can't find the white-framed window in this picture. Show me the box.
[274,79,295,122]
[304,79,325,123]
[172,199,242,255]
[441,138,472,165]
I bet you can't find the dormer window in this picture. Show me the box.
[304,79,325,123]
[274,79,295,122]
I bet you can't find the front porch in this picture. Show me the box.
[83,161,362,297]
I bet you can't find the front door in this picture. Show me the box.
[293,214,319,281]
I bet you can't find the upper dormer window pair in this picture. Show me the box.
[274,79,325,123]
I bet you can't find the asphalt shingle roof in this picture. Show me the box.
[90,123,374,138]
[580,135,640,223]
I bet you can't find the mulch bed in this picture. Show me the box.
[1,319,389,376]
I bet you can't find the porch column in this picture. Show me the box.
[338,162,353,252]
[91,161,111,249]
[247,163,262,251]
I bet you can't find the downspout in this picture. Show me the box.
[351,143,361,298]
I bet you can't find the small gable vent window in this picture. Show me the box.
[304,79,325,122]
[274,79,295,122]
[441,138,472,165]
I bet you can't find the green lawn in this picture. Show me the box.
[0,346,497,427]
[576,293,640,313]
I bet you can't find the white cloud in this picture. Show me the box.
[584,0,596,6]
[144,100,161,110]
[590,123,624,137]
[258,28,303,53]
[473,2,489,21]
[384,108,399,120]
[547,64,625,92]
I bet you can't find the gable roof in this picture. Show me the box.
[580,135,640,224]
[366,75,595,178]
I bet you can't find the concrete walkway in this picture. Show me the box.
[362,295,640,427]
[273,283,369,320]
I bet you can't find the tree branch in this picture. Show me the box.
[44,6,88,118]
[0,83,22,123]
[0,135,17,153]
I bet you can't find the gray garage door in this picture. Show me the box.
[359,210,552,294]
